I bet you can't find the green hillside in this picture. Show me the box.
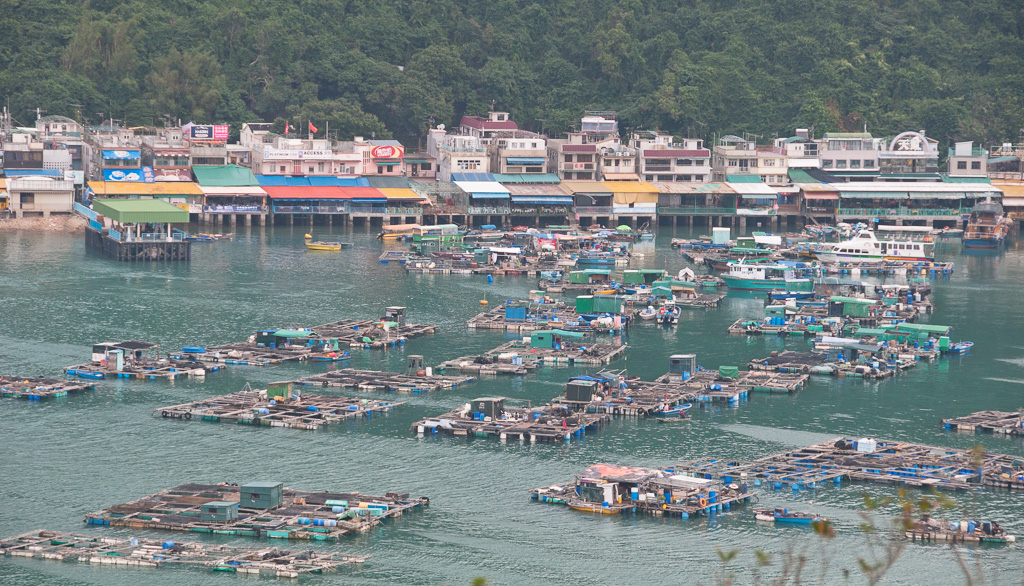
[2,0,1023,144]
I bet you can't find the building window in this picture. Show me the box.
[279,166,286,173]
[835,160,847,169]
[578,155,593,163]
[456,159,479,170]
[564,154,573,162]
[863,160,875,168]
[728,159,738,167]
[525,166,543,173]
[421,162,431,170]
[681,175,691,181]
[763,159,776,167]
[604,159,613,166]
[694,175,704,181]
[850,160,861,169]
[956,161,967,170]
[822,160,833,168]
[971,161,981,169]
[678,159,693,166]
[317,162,325,172]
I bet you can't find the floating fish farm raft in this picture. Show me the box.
[466,301,628,333]
[293,367,474,394]
[670,437,1024,492]
[413,397,611,442]
[821,260,955,277]
[64,340,214,381]
[655,369,807,394]
[747,350,914,379]
[84,482,428,540]
[436,339,627,375]
[905,518,1016,544]
[0,529,367,577]
[530,463,754,519]
[552,377,748,416]
[0,376,96,400]
[154,386,403,431]
[942,410,1024,435]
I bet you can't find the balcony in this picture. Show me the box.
[468,206,510,214]
[204,205,266,213]
[385,207,424,215]
[658,206,737,216]
[643,165,673,172]
[574,206,614,214]
[562,162,595,171]
[509,206,570,216]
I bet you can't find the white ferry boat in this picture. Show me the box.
[814,230,933,264]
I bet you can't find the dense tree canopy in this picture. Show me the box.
[3,0,1023,147]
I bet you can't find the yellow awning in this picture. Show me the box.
[600,181,659,194]
[0,178,6,190]
[993,182,1024,198]
[378,188,429,203]
[87,181,203,196]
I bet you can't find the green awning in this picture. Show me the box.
[92,199,189,224]
[726,174,763,183]
[908,192,964,200]
[941,176,991,183]
[788,169,820,184]
[191,165,260,186]
[839,191,908,199]
[374,160,401,166]
[404,158,429,164]
[273,329,316,338]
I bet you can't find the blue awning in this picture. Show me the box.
[451,173,495,182]
[350,198,385,203]
[510,196,574,204]
[506,157,546,165]
[470,193,510,200]
[256,176,369,187]
[2,168,62,177]
[102,150,140,159]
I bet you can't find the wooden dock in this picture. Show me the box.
[552,374,749,416]
[85,482,429,540]
[0,529,367,577]
[413,399,611,443]
[655,369,807,394]
[747,351,910,379]
[942,410,1024,435]
[293,368,474,393]
[822,260,955,278]
[155,388,404,430]
[436,340,627,375]
[65,360,213,381]
[530,463,755,519]
[0,376,96,400]
[670,437,1024,492]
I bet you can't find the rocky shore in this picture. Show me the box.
[0,215,87,232]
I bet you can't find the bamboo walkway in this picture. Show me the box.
[942,410,1024,435]
[413,402,611,443]
[436,340,627,375]
[293,369,474,393]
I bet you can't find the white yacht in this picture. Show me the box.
[814,230,933,264]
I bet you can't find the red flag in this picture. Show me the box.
[562,418,568,430]
[308,121,318,134]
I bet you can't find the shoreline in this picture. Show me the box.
[0,215,87,233]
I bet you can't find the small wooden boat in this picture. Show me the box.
[68,369,105,380]
[755,509,821,524]
[655,403,691,418]
[947,341,974,354]
[638,306,658,320]
[657,305,680,325]
[310,352,351,362]
[306,241,342,251]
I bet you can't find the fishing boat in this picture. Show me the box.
[963,201,1010,249]
[567,500,621,514]
[907,517,1015,544]
[654,403,691,418]
[638,306,658,320]
[720,261,817,292]
[946,341,974,354]
[657,304,680,325]
[814,230,933,264]
[306,241,342,251]
[767,290,816,301]
[67,369,105,380]
[754,509,821,524]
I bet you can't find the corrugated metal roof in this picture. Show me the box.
[460,115,518,130]
[941,175,991,183]
[560,181,611,194]
[505,184,572,196]
[993,182,1024,198]
[788,169,821,184]
[92,198,189,223]
[726,182,778,195]
[3,169,63,177]
[378,188,428,202]
[454,181,511,194]
[450,173,495,182]
[652,182,701,194]
[492,173,561,183]
[725,174,764,183]
[255,175,369,187]
[641,149,709,157]
[602,172,640,180]
[191,165,259,186]
[87,181,203,196]
[366,176,412,188]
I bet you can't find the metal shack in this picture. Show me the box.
[200,501,239,522]
[240,481,284,509]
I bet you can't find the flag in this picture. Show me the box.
[309,121,318,134]
[562,418,567,430]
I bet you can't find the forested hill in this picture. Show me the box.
[3,0,1023,145]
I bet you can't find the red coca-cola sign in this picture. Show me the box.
[371,145,403,159]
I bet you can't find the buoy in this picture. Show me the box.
[304,233,312,240]
[480,299,488,305]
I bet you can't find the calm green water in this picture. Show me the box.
[1,225,1023,585]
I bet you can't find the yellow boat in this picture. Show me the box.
[306,241,342,251]
[377,223,421,241]
[568,502,616,514]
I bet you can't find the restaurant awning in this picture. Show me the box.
[506,157,545,165]
[740,193,777,200]
[199,185,268,197]
[840,191,908,199]
[602,172,640,180]
[378,187,429,203]
[470,193,510,200]
[803,193,840,200]
[86,181,203,197]
[192,165,260,186]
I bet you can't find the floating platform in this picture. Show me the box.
[553,375,749,417]
[0,529,366,577]
[155,388,404,430]
[906,518,1015,544]
[656,370,807,394]
[747,351,909,379]
[822,260,955,278]
[531,463,754,519]
[65,361,213,381]
[293,369,474,393]
[0,376,96,400]
[436,340,627,375]
[85,482,428,540]
[467,303,628,333]
[413,398,611,443]
[942,410,1024,435]
[670,437,1024,492]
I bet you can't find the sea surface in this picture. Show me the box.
[1,225,1023,585]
